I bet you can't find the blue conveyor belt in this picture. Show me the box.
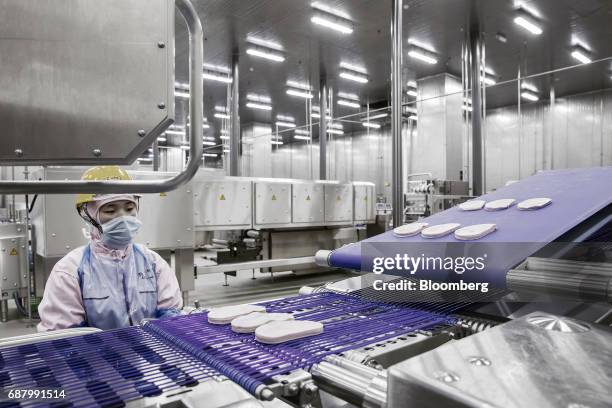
[328,167,612,287]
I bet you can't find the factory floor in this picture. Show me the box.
[0,267,356,339]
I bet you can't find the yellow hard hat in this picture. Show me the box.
[75,166,132,207]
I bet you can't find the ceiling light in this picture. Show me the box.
[327,128,344,135]
[311,112,332,119]
[287,88,313,99]
[407,48,438,64]
[571,46,592,64]
[271,140,284,145]
[329,122,343,130]
[223,149,230,153]
[294,135,311,141]
[179,145,190,150]
[157,137,167,143]
[203,70,233,83]
[203,141,216,146]
[408,115,418,121]
[165,130,185,136]
[295,128,310,135]
[407,87,417,97]
[338,99,360,109]
[462,104,473,112]
[214,112,230,119]
[246,101,273,111]
[220,135,230,140]
[137,158,152,162]
[513,10,543,35]
[246,47,285,62]
[311,14,353,34]
[362,122,381,129]
[368,113,388,120]
[203,153,218,158]
[521,91,539,102]
[276,121,296,128]
[339,70,368,83]
[174,91,190,99]
[286,80,311,90]
[521,83,538,93]
[404,106,417,114]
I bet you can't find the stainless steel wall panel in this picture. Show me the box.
[0,0,174,165]
[324,183,354,223]
[254,180,292,227]
[194,178,252,231]
[292,182,324,224]
[353,182,375,223]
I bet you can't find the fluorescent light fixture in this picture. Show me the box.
[295,128,310,135]
[571,46,592,64]
[339,70,368,83]
[203,153,218,158]
[203,123,210,129]
[157,137,167,143]
[276,121,296,128]
[481,73,497,85]
[294,135,311,141]
[521,91,539,102]
[220,135,230,140]
[203,136,215,141]
[271,140,284,145]
[174,82,189,90]
[174,91,190,99]
[165,130,185,136]
[220,129,228,134]
[368,113,388,120]
[179,145,190,150]
[327,128,344,135]
[137,158,152,162]
[408,115,418,121]
[286,80,311,90]
[246,101,273,111]
[462,104,473,112]
[404,106,417,114]
[203,70,233,83]
[407,80,417,87]
[287,88,313,99]
[246,47,285,62]
[311,112,332,119]
[223,149,230,153]
[214,112,230,119]
[407,88,417,97]
[311,14,353,34]
[246,36,283,50]
[203,141,216,146]
[521,83,538,93]
[338,99,360,109]
[340,62,366,73]
[513,10,542,35]
[329,122,343,129]
[407,48,437,64]
[362,122,381,129]
[338,92,358,100]
[277,114,294,121]
[247,93,272,103]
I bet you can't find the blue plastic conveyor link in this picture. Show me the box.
[323,167,612,288]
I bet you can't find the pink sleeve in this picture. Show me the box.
[150,250,183,311]
[37,253,86,332]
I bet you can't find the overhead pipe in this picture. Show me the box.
[391,0,403,227]
[230,50,240,176]
[0,0,203,194]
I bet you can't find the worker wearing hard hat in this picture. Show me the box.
[38,166,182,331]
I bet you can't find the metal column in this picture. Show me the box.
[319,78,328,180]
[391,0,403,227]
[470,26,484,196]
[230,52,240,176]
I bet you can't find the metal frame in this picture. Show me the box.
[0,0,203,195]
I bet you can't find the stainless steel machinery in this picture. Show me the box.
[404,178,471,222]
[0,223,28,322]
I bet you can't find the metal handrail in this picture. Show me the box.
[0,0,203,195]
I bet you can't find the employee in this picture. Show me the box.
[38,166,182,331]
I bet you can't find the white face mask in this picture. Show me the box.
[100,215,142,249]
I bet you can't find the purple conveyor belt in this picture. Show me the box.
[328,167,612,287]
[0,326,218,408]
[147,292,454,396]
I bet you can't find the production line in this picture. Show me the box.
[0,0,612,407]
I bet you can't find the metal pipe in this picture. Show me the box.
[0,0,203,195]
[230,51,240,176]
[319,78,328,180]
[391,0,403,227]
[153,140,160,171]
[470,26,484,196]
[0,299,7,323]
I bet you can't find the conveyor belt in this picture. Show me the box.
[326,167,612,287]
[0,293,454,407]
[147,292,454,396]
[0,327,219,408]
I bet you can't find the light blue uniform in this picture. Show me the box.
[77,244,179,330]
